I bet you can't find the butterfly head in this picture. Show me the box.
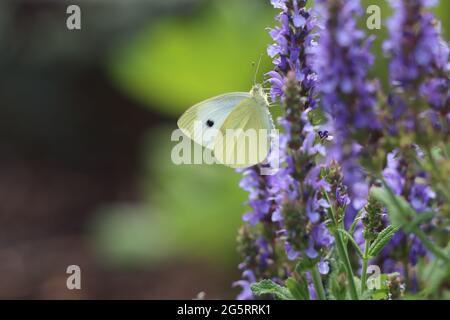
[250,84,269,106]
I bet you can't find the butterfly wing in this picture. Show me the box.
[213,97,273,168]
[177,93,251,149]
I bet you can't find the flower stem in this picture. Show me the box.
[323,190,359,300]
[311,265,326,300]
[360,240,370,294]
[424,147,450,203]
[413,227,450,263]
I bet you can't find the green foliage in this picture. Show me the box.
[329,276,347,300]
[92,127,247,265]
[286,277,310,300]
[368,225,399,257]
[251,279,294,300]
[109,0,274,117]
[417,256,450,298]
[337,229,364,258]
[372,186,450,262]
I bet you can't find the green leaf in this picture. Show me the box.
[405,211,435,230]
[417,256,450,297]
[347,276,363,300]
[251,279,294,300]
[337,229,364,258]
[286,277,310,300]
[368,225,399,257]
[327,257,347,300]
[329,276,347,300]
[348,209,364,238]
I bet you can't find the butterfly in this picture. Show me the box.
[177,84,274,168]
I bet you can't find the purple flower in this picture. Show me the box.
[243,199,271,225]
[375,148,437,287]
[383,148,436,213]
[312,223,334,248]
[234,0,449,300]
[318,260,330,275]
[285,242,301,260]
[239,168,272,225]
[384,0,449,132]
[265,0,334,262]
[336,186,350,207]
[314,0,381,212]
[409,180,436,213]
[232,270,256,300]
[235,166,278,299]
[383,151,405,196]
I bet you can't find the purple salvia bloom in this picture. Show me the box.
[384,0,449,133]
[239,167,273,225]
[383,151,405,196]
[232,270,256,300]
[314,0,380,213]
[318,260,330,275]
[235,166,279,299]
[372,149,437,287]
[266,0,334,263]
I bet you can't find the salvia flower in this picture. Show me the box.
[379,2,448,288]
[266,0,334,269]
[362,195,385,242]
[377,149,435,285]
[234,0,449,301]
[314,0,381,216]
[384,0,450,135]
[235,163,281,299]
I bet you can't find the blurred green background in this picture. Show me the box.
[0,0,448,299]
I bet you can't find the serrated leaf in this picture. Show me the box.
[286,277,310,300]
[251,279,294,300]
[368,225,399,257]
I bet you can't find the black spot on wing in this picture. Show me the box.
[206,119,214,127]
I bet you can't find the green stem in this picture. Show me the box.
[424,147,450,202]
[311,265,326,300]
[346,208,364,246]
[360,240,370,294]
[413,227,450,263]
[323,190,359,300]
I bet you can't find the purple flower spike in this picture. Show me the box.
[315,0,381,212]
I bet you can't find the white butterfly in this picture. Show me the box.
[177,84,274,168]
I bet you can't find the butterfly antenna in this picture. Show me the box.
[253,54,263,85]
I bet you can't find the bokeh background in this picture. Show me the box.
[0,0,448,299]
